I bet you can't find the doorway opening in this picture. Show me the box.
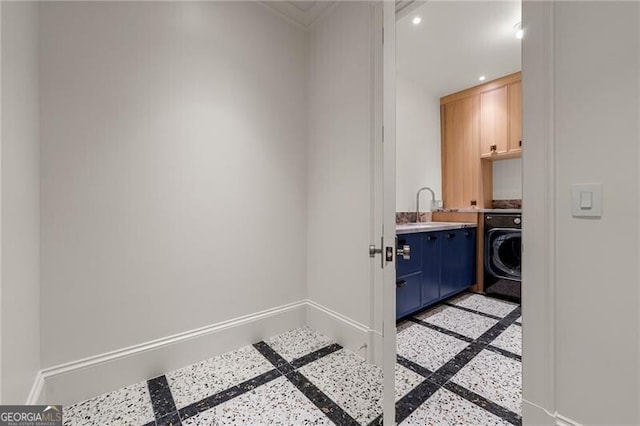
[392,1,523,424]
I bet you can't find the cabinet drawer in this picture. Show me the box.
[396,233,422,276]
[396,273,421,319]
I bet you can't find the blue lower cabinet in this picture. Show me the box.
[396,227,477,319]
[396,272,422,318]
[421,232,441,307]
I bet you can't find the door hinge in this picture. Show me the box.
[382,27,384,44]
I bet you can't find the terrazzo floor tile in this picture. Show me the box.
[416,305,499,339]
[449,293,518,318]
[397,323,469,372]
[182,376,331,426]
[451,349,522,415]
[491,324,522,356]
[166,344,273,409]
[400,387,511,426]
[298,348,423,424]
[264,326,335,362]
[62,381,154,426]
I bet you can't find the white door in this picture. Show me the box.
[382,2,398,425]
[306,1,396,423]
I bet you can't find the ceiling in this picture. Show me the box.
[397,1,521,97]
[261,1,336,29]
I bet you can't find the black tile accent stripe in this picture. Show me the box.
[443,301,506,321]
[367,413,383,426]
[486,344,522,362]
[426,343,486,387]
[397,355,433,378]
[394,379,440,424]
[156,411,182,426]
[476,307,522,346]
[443,381,522,426]
[178,368,282,421]
[395,305,523,425]
[253,341,294,374]
[286,370,360,426]
[255,341,359,425]
[147,342,346,424]
[290,343,343,369]
[408,317,474,343]
[147,375,181,425]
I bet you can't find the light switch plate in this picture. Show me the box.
[572,183,602,217]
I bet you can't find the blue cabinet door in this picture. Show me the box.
[460,228,476,288]
[421,232,441,307]
[396,272,422,319]
[441,228,476,298]
[440,229,464,298]
[396,233,422,276]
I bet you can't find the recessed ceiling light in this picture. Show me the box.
[479,75,486,82]
[514,22,523,39]
[412,16,422,25]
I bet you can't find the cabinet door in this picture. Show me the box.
[442,96,480,208]
[396,272,422,319]
[396,233,422,276]
[508,81,522,153]
[460,228,477,288]
[480,85,508,156]
[440,230,464,299]
[421,232,441,307]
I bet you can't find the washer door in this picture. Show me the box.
[486,229,522,281]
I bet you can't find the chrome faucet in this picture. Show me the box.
[416,187,436,223]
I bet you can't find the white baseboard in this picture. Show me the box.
[26,371,44,405]
[555,414,583,426]
[305,299,380,364]
[522,400,583,426]
[28,299,378,406]
[32,300,307,405]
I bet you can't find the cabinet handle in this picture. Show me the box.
[470,200,477,206]
[490,144,497,152]
[396,280,407,288]
[427,235,438,241]
[446,233,456,239]
[519,140,522,147]
[396,244,411,260]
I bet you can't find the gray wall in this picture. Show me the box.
[554,2,638,423]
[523,2,640,424]
[307,2,374,331]
[39,2,309,367]
[395,74,442,212]
[1,1,41,403]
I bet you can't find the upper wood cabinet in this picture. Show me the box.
[478,74,522,159]
[480,85,509,156]
[440,72,521,209]
[508,80,522,153]
[441,95,486,209]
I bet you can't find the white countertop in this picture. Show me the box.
[396,221,478,235]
